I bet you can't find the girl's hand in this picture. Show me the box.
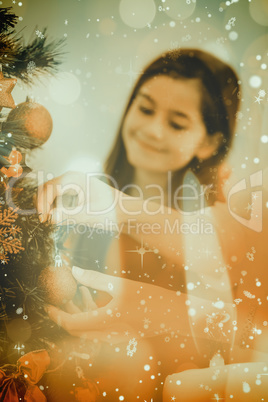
[45,266,189,344]
[37,171,118,225]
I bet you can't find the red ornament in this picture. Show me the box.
[7,98,53,148]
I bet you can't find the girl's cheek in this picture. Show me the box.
[170,140,184,154]
[126,115,139,130]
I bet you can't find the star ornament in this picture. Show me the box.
[0,71,17,112]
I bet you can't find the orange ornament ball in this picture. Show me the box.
[1,165,23,178]
[7,99,53,148]
[9,150,22,165]
[37,265,77,306]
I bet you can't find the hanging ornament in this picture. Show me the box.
[1,164,23,178]
[74,365,100,402]
[0,69,17,112]
[0,148,23,178]
[6,97,53,148]
[74,378,100,401]
[37,265,77,306]
[0,349,50,401]
[8,149,22,165]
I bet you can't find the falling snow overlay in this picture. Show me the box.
[0,0,267,401]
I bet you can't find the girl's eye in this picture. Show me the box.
[139,106,154,115]
[170,121,185,131]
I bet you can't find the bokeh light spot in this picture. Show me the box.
[164,0,196,20]
[119,0,156,29]
[249,75,262,88]
[249,0,268,26]
[49,72,81,105]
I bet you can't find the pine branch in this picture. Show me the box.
[0,7,18,33]
[1,120,44,149]
[0,30,21,54]
[0,27,66,84]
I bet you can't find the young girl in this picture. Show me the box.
[38,49,267,400]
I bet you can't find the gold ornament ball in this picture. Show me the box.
[38,265,77,306]
[7,99,53,148]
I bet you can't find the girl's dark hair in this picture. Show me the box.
[105,48,240,205]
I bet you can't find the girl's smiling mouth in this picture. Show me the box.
[135,136,166,153]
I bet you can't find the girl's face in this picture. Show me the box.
[122,76,219,174]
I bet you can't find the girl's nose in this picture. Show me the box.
[143,116,165,140]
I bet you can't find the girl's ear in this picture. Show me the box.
[196,132,223,160]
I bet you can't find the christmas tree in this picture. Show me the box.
[0,7,98,401]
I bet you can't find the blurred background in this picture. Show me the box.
[1,0,268,187]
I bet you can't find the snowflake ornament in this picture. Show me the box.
[168,48,181,61]
[27,61,36,75]
[228,17,236,26]
[243,290,255,299]
[258,89,266,98]
[0,207,24,263]
[126,338,137,357]
[35,30,45,39]
[246,252,254,261]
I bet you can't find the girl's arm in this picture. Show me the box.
[46,267,235,351]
